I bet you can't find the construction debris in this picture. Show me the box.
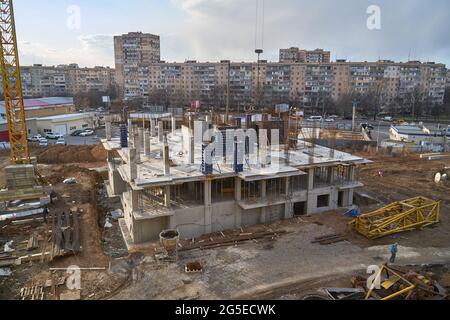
[353,264,448,300]
[63,177,77,185]
[53,209,81,258]
[312,234,347,245]
[349,196,441,239]
[20,285,45,301]
[180,230,287,251]
[0,267,12,277]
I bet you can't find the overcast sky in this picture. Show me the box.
[14,0,450,68]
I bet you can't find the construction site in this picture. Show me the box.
[1,0,450,302]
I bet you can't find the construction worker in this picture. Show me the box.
[390,243,398,263]
[43,207,49,224]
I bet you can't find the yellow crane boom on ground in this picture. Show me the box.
[0,0,30,165]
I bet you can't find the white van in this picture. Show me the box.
[307,116,323,123]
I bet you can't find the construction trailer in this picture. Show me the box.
[350,196,441,239]
[102,114,370,247]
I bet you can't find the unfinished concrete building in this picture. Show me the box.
[102,115,369,247]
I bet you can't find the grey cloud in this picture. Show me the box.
[167,0,450,66]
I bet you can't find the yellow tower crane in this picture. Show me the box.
[0,0,30,164]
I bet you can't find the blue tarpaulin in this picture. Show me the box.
[345,208,361,217]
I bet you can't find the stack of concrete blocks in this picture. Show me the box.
[3,165,51,206]
[5,165,36,190]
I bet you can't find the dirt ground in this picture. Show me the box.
[309,152,450,250]
[1,146,449,300]
[0,145,128,300]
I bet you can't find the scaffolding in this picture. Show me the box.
[350,196,441,239]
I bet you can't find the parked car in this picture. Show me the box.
[28,134,42,142]
[38,138,48,147]
[71,130,83,136]
[79,130,94,137]
[56,137,66,146]
[325,118,335,123]
[46,132,63,139]
[307,116,323,123]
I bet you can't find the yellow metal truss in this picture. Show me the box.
[350,196,441,239]
[0,0,30,164]
[365,264,415,300]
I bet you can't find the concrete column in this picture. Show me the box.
[349,166,356,181]
[347,189,355,207]
[164,186,171,208]
[235,177,242,228]
[138,128,144,152]
[150,119,156,137]
[105,116,112,141]
[259,130,268,168]
[235,177,242,201]
[308,168,315,191]
[129,148,137,181]
[328,167,336,184]
[158,122,164,143]
[128,119,133,135]
[163,134,170,176]
[171,117,176,135]
[133,133,140,163]
[130,189,140,213]
[144,129,151,157]
[188,136,195,164]
[204,180,212,234]
[260,180,267,224]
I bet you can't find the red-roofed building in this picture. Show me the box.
[0,97,75,121]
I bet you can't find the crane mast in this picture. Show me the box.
[0,0,30,164]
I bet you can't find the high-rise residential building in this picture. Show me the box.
[125,59,447,110]
[12,64,116,98]
[280,47,331,63]
[114,32,161,99]
[446,69,450,88]
[112,34,446,109]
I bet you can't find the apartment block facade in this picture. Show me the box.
[280,47,331,64]
[119,60,447,108]
[114,32,161,99]
[113,33,447,108]
[8,64,116,98]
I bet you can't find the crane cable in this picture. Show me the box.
[254,0,266,51]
